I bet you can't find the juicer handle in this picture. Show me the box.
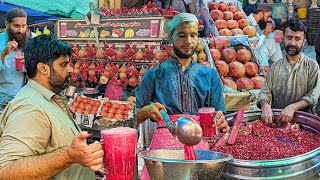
[160,109,175,135]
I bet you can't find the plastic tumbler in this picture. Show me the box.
[60,22,67,37]
[101,127,137,180]
[198,107,218,142]
[15,52,24,72]
[274,30,282,43]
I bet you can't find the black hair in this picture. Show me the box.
[284,17,307,37]
[24,34,72,78]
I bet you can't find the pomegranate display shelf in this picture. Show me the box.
[223,109,320,180]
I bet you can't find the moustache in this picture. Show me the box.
[286,45,298,50]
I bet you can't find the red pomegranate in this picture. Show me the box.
[208,1,219,11]
[210,10,224,20]
[229,5,238,13]
[233,11,246,21]
[221,76,237,90]
[223,11,233,20]
[238,19,249,29]
[251,75,266,89]
[218,2,228,11]
[219,29,233,36]
[236,45,247,51]
[213,38,231,50]
[215,20,228,30]
[221,48,237,63]
[227,20,239,29]
[237,49,252,63]
[231,28,244,35]
[210,48,221,60]
[215,60,229,76]
[243,26,257,38]
[244,62,258,77]
[236,77,254,90]
[228,61,245,78]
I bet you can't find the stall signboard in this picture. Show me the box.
[272,3,287,20]
[56,16,164,41]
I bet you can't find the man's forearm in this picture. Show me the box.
[1,50,7,62]
[291,100,309,112]
[0,147,74,179]
[260,99,270,108]
[136,107,148,125]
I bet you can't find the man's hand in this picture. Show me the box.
[278,104,296,123]
[19,52,25,64]
[263,23,273,37]
[261,101,273,124]
[214,111,230,133]
[1,40,18,61]
[144,102,167,122]
[67,131,104,171]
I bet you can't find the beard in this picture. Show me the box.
[49,66,68,94]
[7,27,28,50]
[173,44,195,59]
[285,44,303,56]
[258,20,267,30]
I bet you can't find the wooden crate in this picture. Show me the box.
[225,92,251,112]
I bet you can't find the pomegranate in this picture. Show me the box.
[96,48,105,59]
[229,5,238,13]
[237,49,252,63]
[210,10,224,20]
[219,29,232,36]
[74,62,80,69]
[238,19,249,29]
[210,48,221,60]
[129,77,138,86]
[251,75,266,89]
[154,50,164,60]
[89,62,96,70]
[236,45,247,51]
[215,60,229,76]
[228,61,245,78]
[139,66,146,75]
[227,20,239,29]
[221,48,237,63]
[213,38,231,50]
[135,49,144,60]
[231,28,244,35]
[215,20,228,30]
[78,47,87,58]
[233,11,246,21]
[197,51,207,62]
[223,11,233,20]
[119,65,127,73]
[236,77,254,90]
[208,1,219,11]
[244,62,258,77]
[196,40,206,52]
[119,72,127,79]
[221,76,237,90]
[116,48,123,59]
[200,61,211,67]
[88,69,96,76]
[243,26,257,38]
[218,2,228,11]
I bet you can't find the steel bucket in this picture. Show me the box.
[141,149,232,180]
[224,109,320,180]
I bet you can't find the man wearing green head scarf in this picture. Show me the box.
[136,13,230,133]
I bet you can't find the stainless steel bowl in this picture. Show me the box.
[224,109,320,180]
[141,149,232,180]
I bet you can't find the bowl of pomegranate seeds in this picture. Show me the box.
[221,109,320,179]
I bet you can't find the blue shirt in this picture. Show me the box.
[136,57,226,115]
[0,31,25,105]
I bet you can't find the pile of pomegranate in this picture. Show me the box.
[209,37,265,90]
[208,2,256,37]
[99,2,179,18]
[69,96,101,114]
[214,120,320,160]
[99,101,134,120]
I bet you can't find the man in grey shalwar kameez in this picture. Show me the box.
[257,18,320,124]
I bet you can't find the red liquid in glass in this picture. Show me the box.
[15,57,24,71]
[184,145,197,160]
[101,127,137,180]
[198,108,216,137]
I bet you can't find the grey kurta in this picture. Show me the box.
[257,53,320,113]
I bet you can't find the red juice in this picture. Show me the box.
[15,57,24,72]
[101,127,137,180]
[198,107,216,138]
[184,145,197,160]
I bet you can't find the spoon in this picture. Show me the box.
[160,110,203,146]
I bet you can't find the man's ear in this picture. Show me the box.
[37,63,49,76]
[5,21,9,29]
[168,33,173,41]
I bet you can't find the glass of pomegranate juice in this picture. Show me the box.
[101,127,137,180]
[198,107,219,142]
[15,52,24,72]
